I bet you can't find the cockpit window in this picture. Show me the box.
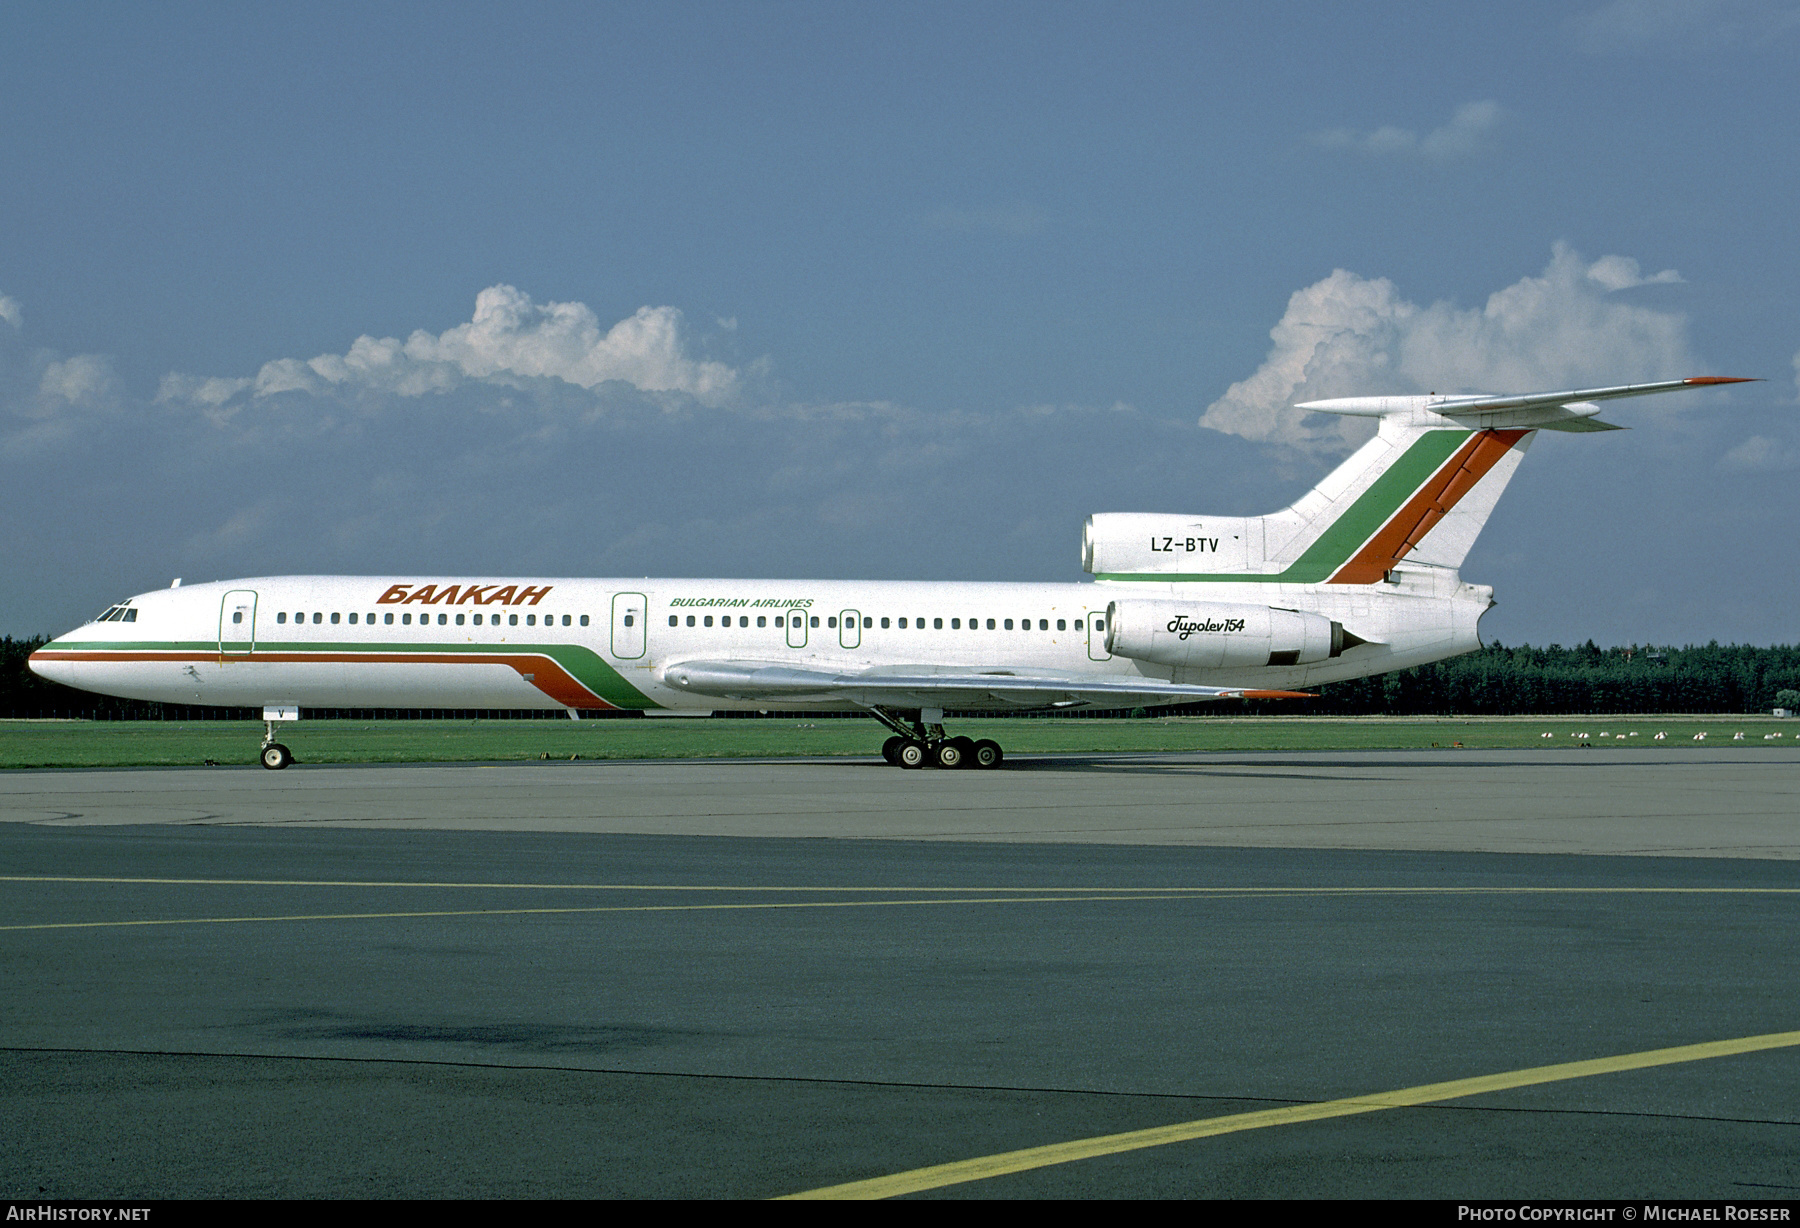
[122,608,137,622]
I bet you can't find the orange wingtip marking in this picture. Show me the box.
[1683,377,1758,385]
[1239,690,1315,699]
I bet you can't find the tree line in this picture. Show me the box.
[3,634,1798,719]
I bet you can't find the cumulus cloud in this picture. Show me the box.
[1574,0,1800,52]
[1718,433,1800,472]
[0,292,126,453]
[36,354,123,412]
[1584,254,1683,290]
[1200,243,1696,451]
[160,285,746,413]
[1310,101,1504,160]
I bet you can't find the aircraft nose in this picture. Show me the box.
[27,640,79,687]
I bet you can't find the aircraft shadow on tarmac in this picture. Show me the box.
[806,748,1749,776]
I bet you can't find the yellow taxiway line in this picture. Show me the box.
[781,1030,1800,1199]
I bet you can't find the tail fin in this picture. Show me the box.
[1084,377,1753,585]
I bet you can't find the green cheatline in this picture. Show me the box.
[1098,428,1471,583]
[39,638,656,709]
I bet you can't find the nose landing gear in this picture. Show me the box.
[259,709,297,770]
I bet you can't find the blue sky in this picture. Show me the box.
[3,1,1796,646]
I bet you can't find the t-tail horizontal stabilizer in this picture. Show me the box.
[1297,376,1758,433]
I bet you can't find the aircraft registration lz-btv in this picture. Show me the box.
[31,377,1751,770]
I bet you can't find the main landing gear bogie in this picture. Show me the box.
[873,714,1004,770]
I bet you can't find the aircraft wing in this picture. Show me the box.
[661,660,1310,709]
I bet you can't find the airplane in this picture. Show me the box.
[29,376,1752,771]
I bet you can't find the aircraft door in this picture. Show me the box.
[839,609,861,649]
[611,592,647,659]
[1087,609,1111,661]
[220,590,258,656]
[786,607,807,648]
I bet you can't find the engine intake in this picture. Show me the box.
[1104,599,1352,669]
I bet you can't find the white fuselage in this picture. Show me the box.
[32,569,1488,713]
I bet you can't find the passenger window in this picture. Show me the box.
[580,615,589,626]
[402,613,412,625]
[384,613,394,625]
[1073,620,1082,630]
[232,612,243,624]
[348,613,358,625]
[1095,618,1105,631]
[1004,619,1012,630]
[951,618,960,629]
[331,612,340,624]
[1057,619,1066,631]
[455,613,465,626]
[810,616,819,628]
[881,617,890,628]
[623,614,634,627]
[1039,619,1048,630]
[668,615,677,626]
[704,615,713,627]
[687,615,696,626]
[863,617,871,628]
[277,612,287,624]
[934,618,943,629]
[897,618,906,628]
[509,614,518,626]
[473,613,483,626]
[525,614,535,626]
[757,616,766,627]
[828,616,838,628]
[438,613,447,625]
[986,619,995,630]
[774,616,783,627]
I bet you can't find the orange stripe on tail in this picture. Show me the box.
[1328,429,1528,584]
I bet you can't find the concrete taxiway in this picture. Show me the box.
[2,750,1798,1198]
[4,748,1799,857]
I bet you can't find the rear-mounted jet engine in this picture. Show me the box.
[1104,599,1360,669]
